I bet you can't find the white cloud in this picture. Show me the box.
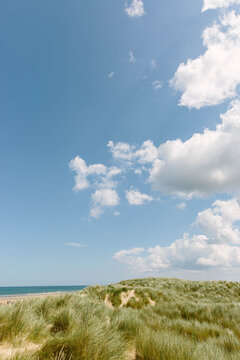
[71,99,240,215]
[108,140,158,165]
[149,100,240,198]
[202,0,240,11]
[69,157,121,192]
[69,157,107,191]
[171,11,240,108]
[69,157,121,218]
[90,189,120,218]
[98,167,122,189]
[65,243,87,248]
[89,206,104,219]
[196,198,240,244]
[108,71,114,78]
[70,0,240,233]
[129,51,136,63]
[114,247,144,259]
[114,248,145,269]
[92,188,119,207]
[176,202,187,210]
[125,0,145,18]
[150,59,157,69]
[114,198,240,272]
[152,80,163,90]
[108,141,135,163]
[126,189,154,205]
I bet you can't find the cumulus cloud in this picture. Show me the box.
[70,141,160,218]
[125,0,145,18]
[115,248,144,258]
[71,99,240,216]
[152,80,163,90]
[126,189,154,205]
[114,198,240,272]
[129,51,136,63]
[114,248,146,270]
[69,157,107,191]
[149,100,240,198]
[202,0,240,11]
[176,202,187,210]
[90,189,120,218]
[69,157,121,218]
[69,156,121,192]
[108,140,158,165]
[171,11,240,108]
[196,198,240,244]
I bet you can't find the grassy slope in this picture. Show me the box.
[0,278,240,359]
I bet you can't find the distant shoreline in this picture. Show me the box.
[0,285,87,298]
[0,292,65,305]
[0,286,87,305]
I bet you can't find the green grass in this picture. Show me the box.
[0,278,240,359]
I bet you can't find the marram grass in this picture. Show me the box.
[0,278,240,359]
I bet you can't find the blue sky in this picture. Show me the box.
[1,0,240,286]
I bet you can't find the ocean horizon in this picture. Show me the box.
[0,285,87,297]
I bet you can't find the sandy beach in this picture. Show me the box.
[0,292,62,305]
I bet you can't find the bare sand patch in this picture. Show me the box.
[120,290,139,308]
[80,293,87,298]
[104,294,114,308]
[126,346,136,360]
[148,296,156,306]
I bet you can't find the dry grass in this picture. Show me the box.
[0,278,240,359]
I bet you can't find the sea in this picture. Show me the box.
[0,286,87,297]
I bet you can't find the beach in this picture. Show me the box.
[0,292,62,305]
[0,285,87,305]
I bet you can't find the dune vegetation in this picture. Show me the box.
[0,278,240,359]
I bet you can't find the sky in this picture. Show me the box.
[1,0,240,286]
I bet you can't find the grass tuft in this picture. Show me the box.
[1,277,240,359]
